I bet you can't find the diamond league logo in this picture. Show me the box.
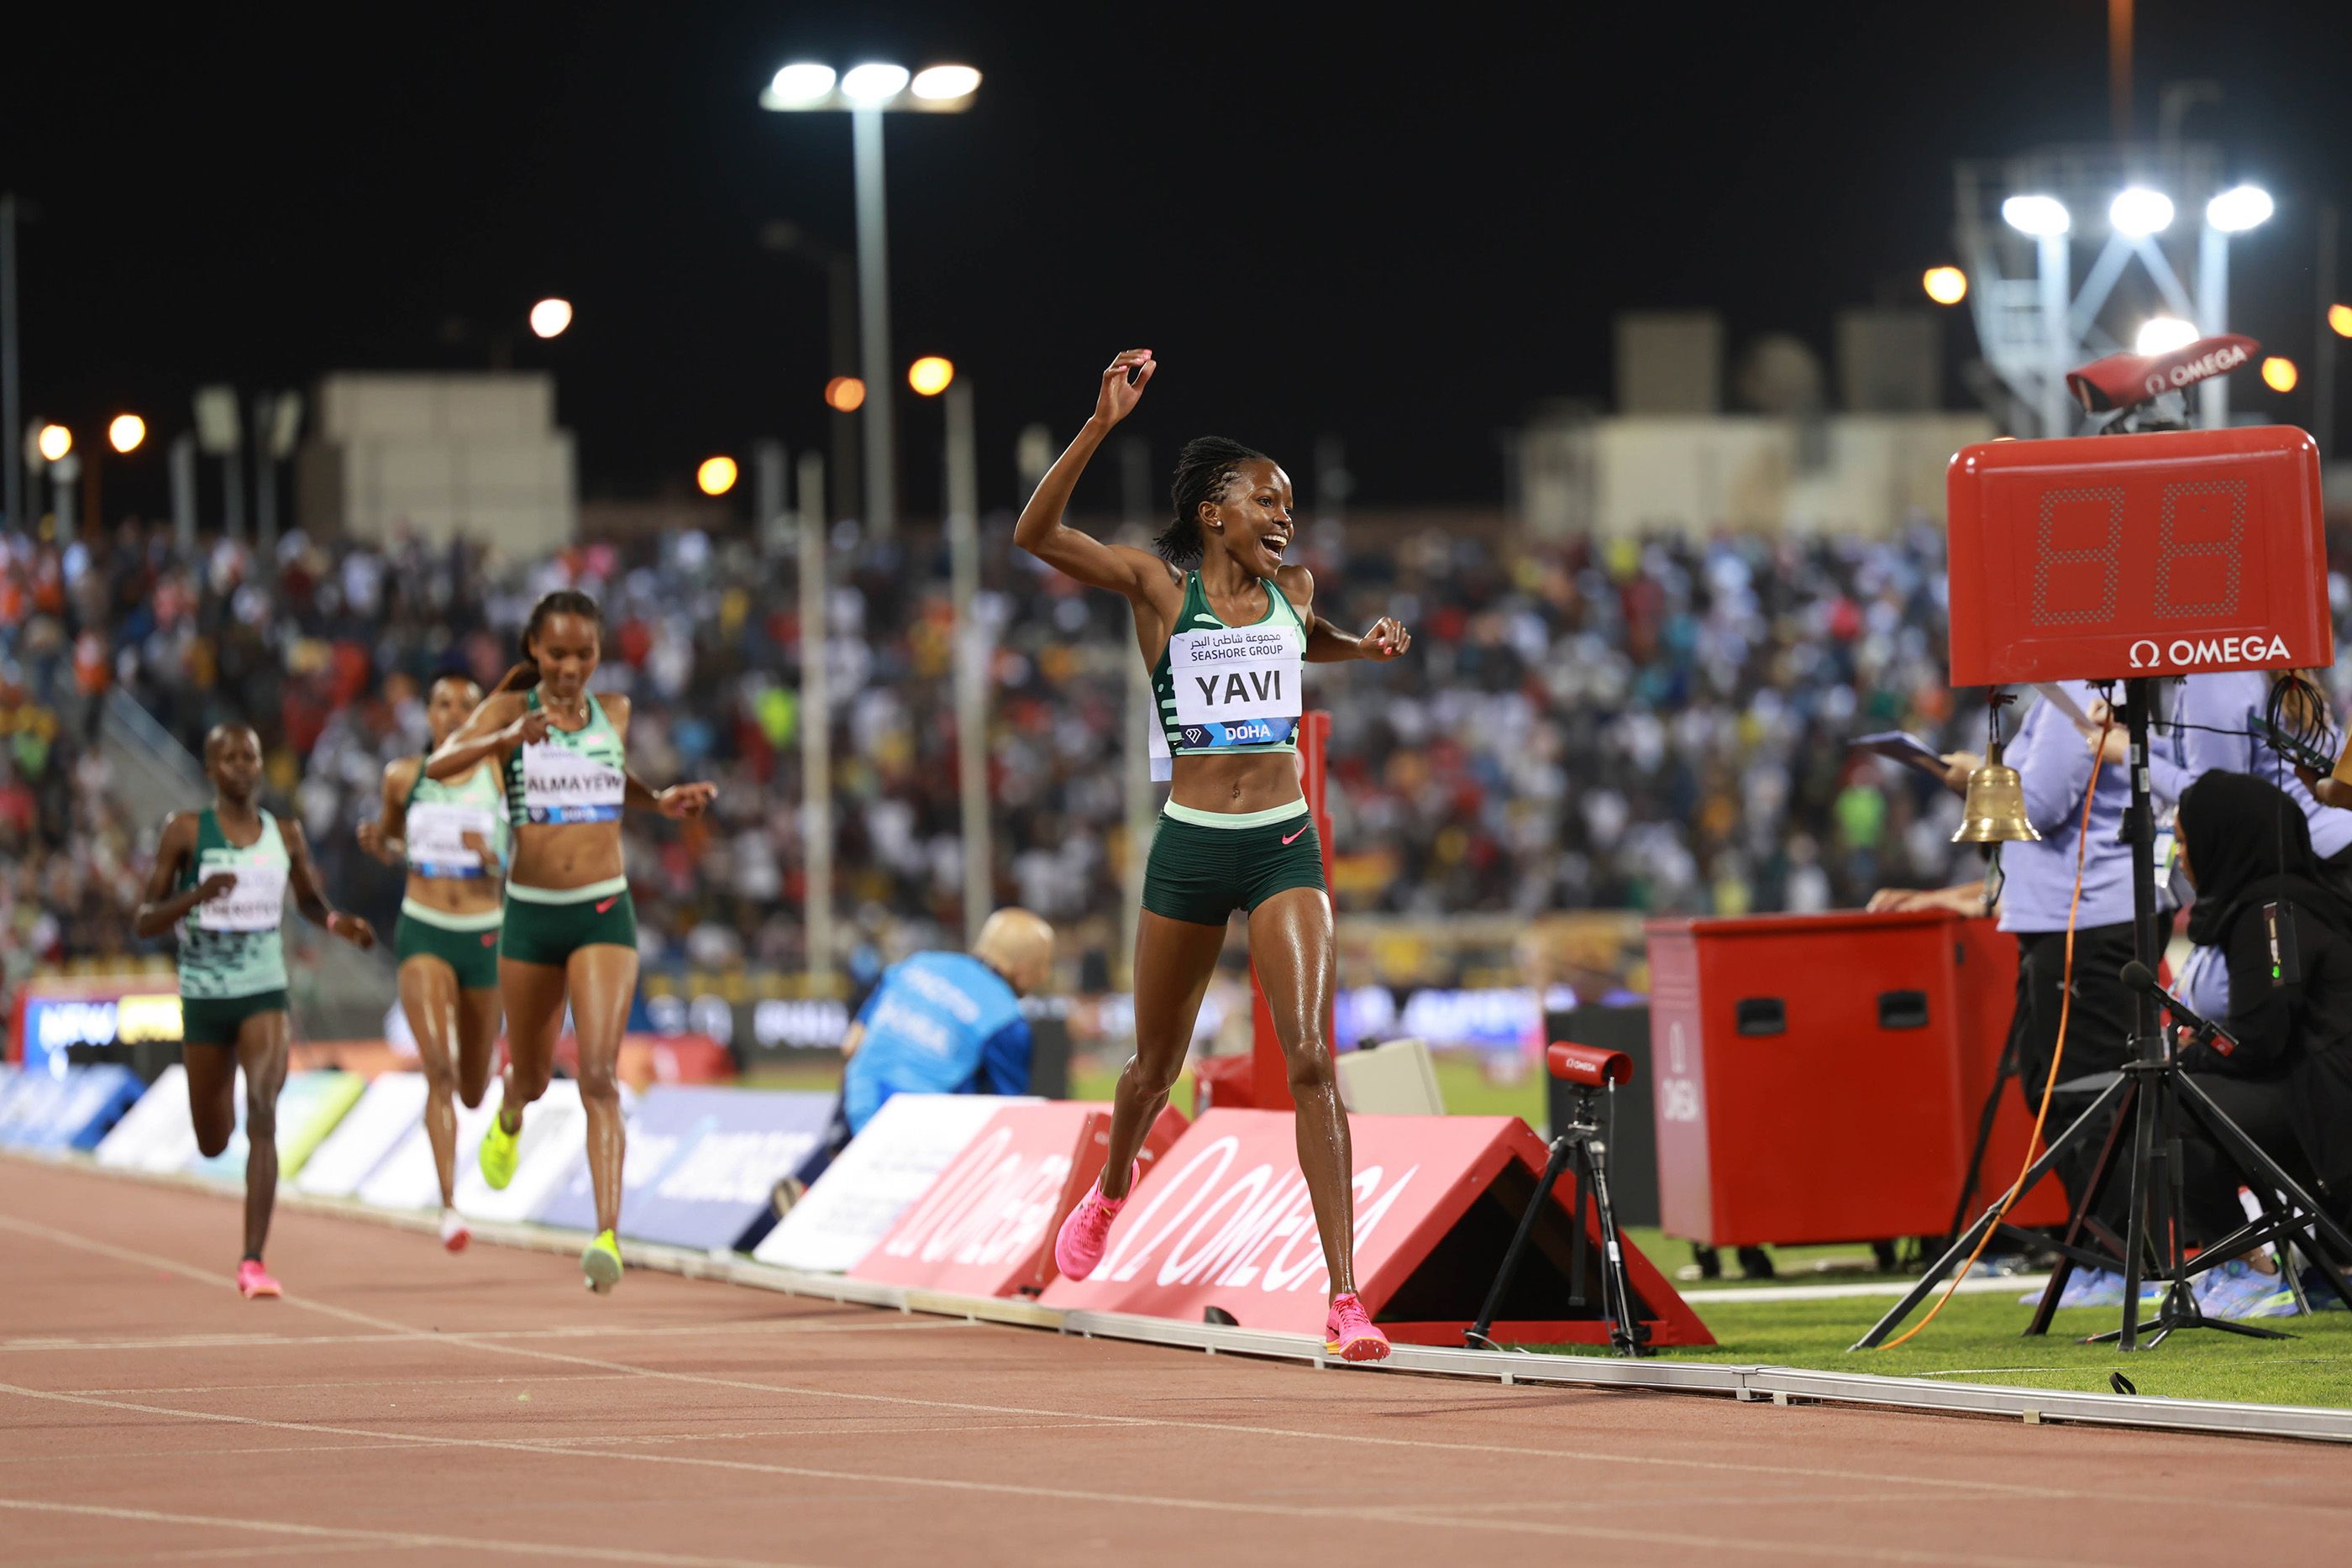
[2127,632,2290,669]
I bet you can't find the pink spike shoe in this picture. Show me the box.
[1325,1292,1389,1362]
[1053,1162,1137,1282]
[237,1259,282,1300]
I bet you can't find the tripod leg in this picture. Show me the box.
[1567,1142,1591,1310]
[1467,1136,1571,1348]
[1584,1145,1646,1356]
[2024,1079,2136,1338]
[1856,1073,2134,1350]
[2175,1073,2352,1311]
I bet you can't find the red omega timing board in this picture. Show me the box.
[1945,425,2329,686]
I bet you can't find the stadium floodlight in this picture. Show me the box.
[2135,316,2199,354]
[2110,186,2175,238]
[908,355,955,396]
[762,57,979,538]
[2331,304,2352,339]
[841,63,911,105]
[2205,184,2274,234]
[529,297,573,339]
[697,455,739,496]
[2001,195,2070,237]
[2262,356,2298,393]
[767,62,837,107]
[108,414,145,454]
[34,422,70,462]
[910,65,981,102]
[1922,266,1967,306]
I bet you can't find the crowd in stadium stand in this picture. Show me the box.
[14,513,2334,987]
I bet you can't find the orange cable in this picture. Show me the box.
[1878,711,2114,1350]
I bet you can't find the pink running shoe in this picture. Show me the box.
[237,1259,282,1300]
[1325,1293,1389,1362]
[1053,1163,1137,1282]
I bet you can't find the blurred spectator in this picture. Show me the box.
[13,511,2352,991]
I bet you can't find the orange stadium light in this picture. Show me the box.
[908,356,955,396]
[2330,304,2352,339]
[696,455,739,496]
[35,423,71,462]
[824,375,867,412]
[108,414,147,454]
[1922,266,1967,306]
[2262,356,2299,394]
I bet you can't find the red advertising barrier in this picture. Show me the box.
[1038,1109,1711,1349]
[853,1101,1189,1299]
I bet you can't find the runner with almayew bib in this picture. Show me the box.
[426,590,716,1293]
[1014,349,1412,1361]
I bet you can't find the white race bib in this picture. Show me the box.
[1168,625,1301,750]
[522,742,625,824]
[407,801,498,878]
[192,852,286,933]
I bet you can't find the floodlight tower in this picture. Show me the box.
[1953,143,2272,437]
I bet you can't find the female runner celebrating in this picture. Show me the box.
[135,722,377,1298]
[426,590,715,1292]
[1018,349,1411,1361]
[358,674,509,1253]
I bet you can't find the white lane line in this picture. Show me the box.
[0,1382,2082,1568]
[7,1317,973,1355]
[4,1210,2343,1518]
[38,1538,387,1564]
[0,1497,801,1568]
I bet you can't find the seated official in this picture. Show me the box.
[787,908,1056,1192]
[2171,773,2352,1293]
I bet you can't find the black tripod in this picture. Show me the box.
[1860,678,2352,1351]
[1467,1077,1650,1356]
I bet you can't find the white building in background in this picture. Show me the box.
[295,373,576,554]
[1515,310,1992,539]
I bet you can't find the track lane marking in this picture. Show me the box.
[4,1203,2344,1521]
[0,1382,2091,1567]
[0,1497,804,1567]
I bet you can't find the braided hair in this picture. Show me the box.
[1154,436,1268,566]
[491,589,604,695]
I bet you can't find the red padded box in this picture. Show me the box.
[1646,910,2066,1247]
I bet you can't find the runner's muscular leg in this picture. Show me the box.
[1100,911,1226,1200]
[565,943,639,1235]
[398,955,464,1209]
[183,1046,239,1159]
[496,957,570,1135]
[234,1010,291,1261]
[1247,885,1356,1297]
[454,985,501,1109]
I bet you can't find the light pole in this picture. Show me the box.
[760,60,981,542]
[795,448,834,992]
[914,355,991,941]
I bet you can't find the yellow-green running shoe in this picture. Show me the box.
[477,1109,520,1191]
[582,1229,623,1294]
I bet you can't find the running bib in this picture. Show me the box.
[1168,625,1301,752]
[521,742,626,824]
[192,851,287,933]
[407,800,500,878]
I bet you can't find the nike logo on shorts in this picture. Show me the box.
[595,896,620,914]
[1281,823,1310,846]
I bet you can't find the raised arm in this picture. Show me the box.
[134,812,221,940]
[357,758,416,866]
[280,816,375,949]
[428,690,536,780]
[1013,349,1179,606]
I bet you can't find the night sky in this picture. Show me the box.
[7,1,2349,524]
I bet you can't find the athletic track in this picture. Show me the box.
[0,1158,2340,1566]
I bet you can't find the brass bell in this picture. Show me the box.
[1952,739,2040,844]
